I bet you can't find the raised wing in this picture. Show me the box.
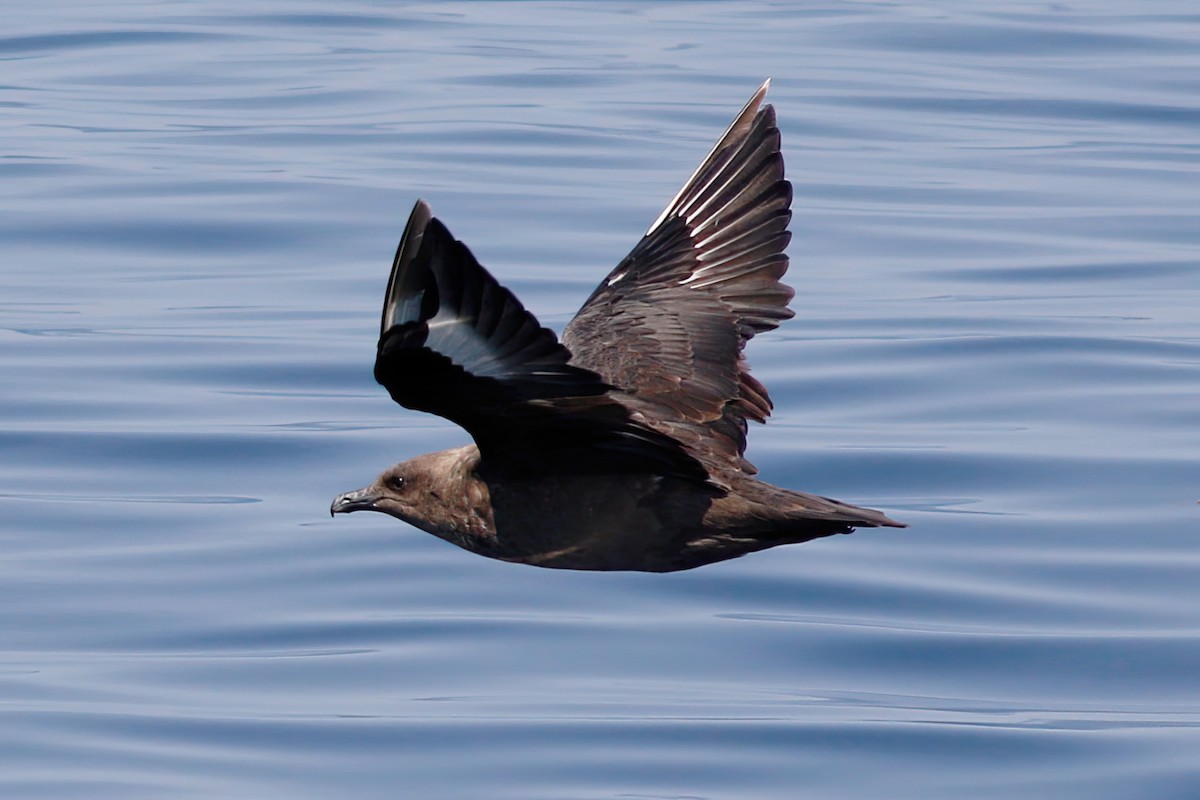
[562,81,794,477]
[374,200,707,480]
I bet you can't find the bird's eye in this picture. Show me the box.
[386,475,405,491]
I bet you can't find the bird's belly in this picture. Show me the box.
[480,473,714,572]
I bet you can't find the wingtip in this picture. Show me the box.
[381,199,437,336]
[645,80,778,236]
[749,79,772,113]
[855,504,907,529]
[407,198,433,230]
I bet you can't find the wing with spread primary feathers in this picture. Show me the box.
[563,80,794,478]
[374,200,707,481]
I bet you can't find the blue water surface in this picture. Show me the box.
[3,2,1199,798]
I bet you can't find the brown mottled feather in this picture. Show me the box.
[563,81,793,478]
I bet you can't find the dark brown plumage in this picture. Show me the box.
[331,81,904,572]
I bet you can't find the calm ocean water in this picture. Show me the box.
[3,2,1199,798]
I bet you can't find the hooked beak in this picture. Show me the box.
[330,487,380,517]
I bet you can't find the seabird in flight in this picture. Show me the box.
[331,81,904,571]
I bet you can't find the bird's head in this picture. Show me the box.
[330,445,489,545]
